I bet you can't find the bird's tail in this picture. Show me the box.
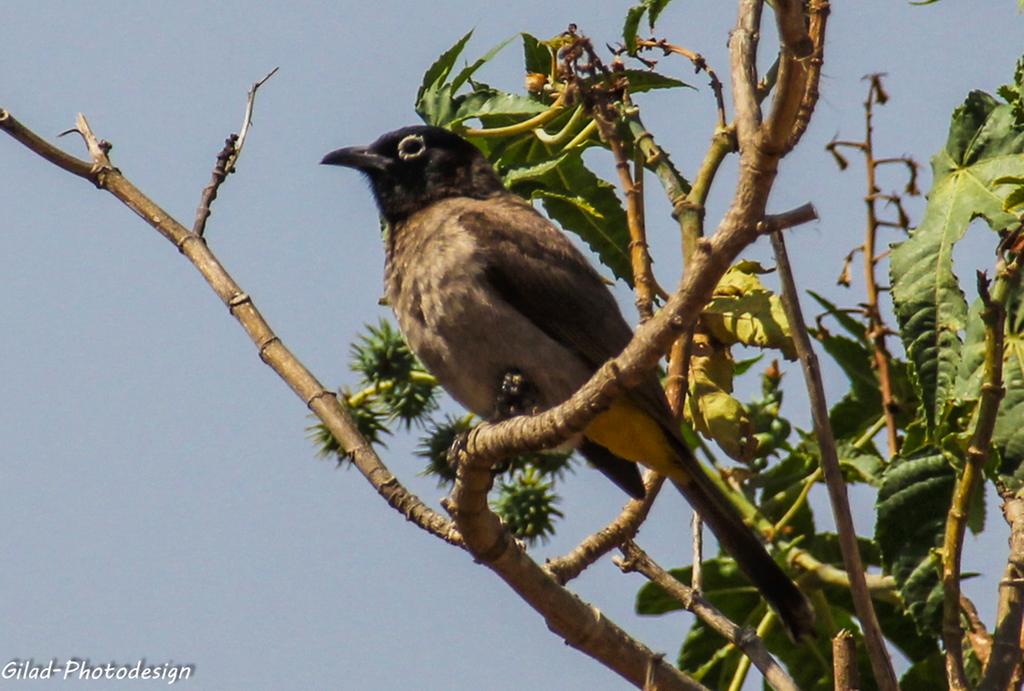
[667,467,816,640]
[584,399,815,639]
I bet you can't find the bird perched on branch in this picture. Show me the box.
[322,124,814,639]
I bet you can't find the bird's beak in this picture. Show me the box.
[320,146,391,173]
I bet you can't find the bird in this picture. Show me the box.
[322,124,815,639]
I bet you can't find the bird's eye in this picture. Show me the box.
[397,134,427,161]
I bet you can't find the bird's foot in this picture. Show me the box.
[494,367,540,420]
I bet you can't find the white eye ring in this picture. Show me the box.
[397,134,426,160]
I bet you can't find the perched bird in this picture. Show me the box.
[322,125,814,639]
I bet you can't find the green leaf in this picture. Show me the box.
[995,175,1024,211]
[890,89,1024,432]
[733,354,763,376]
[956,281,1024,491]
[451,87,548,126]
[992,287,1024,490]
[900,652,946,691]
[450,35,515,92]
[876,451,955,634]
[619,69,690,94]
[996,55,1024,125]
[416,34,527,127]
[681,329,759,462]
[417,31,474,122]
[521,33,551,76]
[954,296,988,401]
[500,152,571,187]
[510,151,633,283]
[622,5,646,54]
[622,0,674,54]
[645,0,673,26]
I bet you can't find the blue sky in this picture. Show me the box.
[2,2,1022,689]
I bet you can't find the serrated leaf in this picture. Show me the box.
[733,354,763,376]
[994,175,1024,212]
[511,151,632,283]
[954,296,988,400]
[646,0,673,26]
[993,287,1024,490]
[417,31,473,109]
[684,331,757,461]
[876,451,955,634]
[450,35,515,92]
[956,284,1024,491]
[668,556,851,690]
[417,35,527,127]
[622,0,674,54]
[500,153,570,187]
[451,88,548,126]
[622,5,646,54]
[521,33,551,76]
[620,69,690,94]
[890,90,1024,432]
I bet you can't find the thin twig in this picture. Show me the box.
[594,106,662,319]
[0,108,463,550]
[770,230,898,690]
[861,75,901,456]
[615,541,799,691]
[544,472,665,585]
[635,38,726,128]
[193,67,278,237]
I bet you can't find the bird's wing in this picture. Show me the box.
[458,197,634,369]
[458,197,679,428]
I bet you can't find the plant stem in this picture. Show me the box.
[770,230,898,690]
[942,261,1015,690]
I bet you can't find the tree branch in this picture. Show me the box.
[832,629,859,691]
[769,230,898,690]
[193,67,278,237]
[0,107,462,550]
[786,0,830,151]
[980,487,1024,691]
[544,472,665,585]
[615,541,799,691]
[445,445,706,690]
[950,257,1021,691]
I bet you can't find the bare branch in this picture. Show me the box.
[615,541,799,691]
[770,230,898,690]
[0,108,462,549]
[193,67,278,237]
[756,202,818,234]
[0,110,94,178]
[445,447,706,690]
[636,38,727,128]
[545,473,665,585]
[832,630,859,691]
[730,0,764,143]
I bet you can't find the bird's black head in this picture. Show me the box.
[321,125,505,224]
